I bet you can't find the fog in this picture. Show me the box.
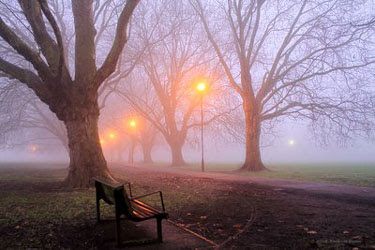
[0,0,375,174]
[2,120,375,166]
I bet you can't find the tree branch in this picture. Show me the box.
[0,57,50,101]
[0,17,54,83]
[94,0,140,87]
[37,0,70,83]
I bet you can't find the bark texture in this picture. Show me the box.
[168,137,186,166]
[51,92,116,187]
[240,99,265,171]
[0,0,140,187]
[141,143,154,164]
[127,137,136,165]
[64,108,112,187]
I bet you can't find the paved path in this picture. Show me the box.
[109,164,375,249]
[98,219,214,249]
[115,164,375,204]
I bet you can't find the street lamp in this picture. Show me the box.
[196,81,207,172]
[108,131,116,140]
[128,118,138,164]
[29,145,38,152]
[129,119,137,128]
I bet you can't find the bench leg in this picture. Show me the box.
[115,213,122,247]
[96,197,100,223]
[156,218,163,243]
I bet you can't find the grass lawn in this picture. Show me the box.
[2,161,375,187]
[165,162,375,187]
[1,163,375,249]
[0,163,207,248]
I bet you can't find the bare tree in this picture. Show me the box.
[138,120,158,164]
[0,80,68,154]
[0,0,140,187]
[192,0,375,171]
[114,1,218,166]
[0,1,149,163]
[22,98,68,152]
[0,80,29,147]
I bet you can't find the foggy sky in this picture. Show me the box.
[1,0,375,168]
[2,119,375,165]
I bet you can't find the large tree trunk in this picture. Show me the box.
[0,0,140,189]
[239,100,266,171]
[63,105,115,188]
[127,137,136,165]
[168,137,186,166]
[141,142,154,164]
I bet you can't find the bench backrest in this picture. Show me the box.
[94,180,133,218]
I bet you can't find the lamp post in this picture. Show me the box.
[128,118,137,165]
[196,82,207,172]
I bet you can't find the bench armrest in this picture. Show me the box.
[131,191,165,212]
[123,182,133,198]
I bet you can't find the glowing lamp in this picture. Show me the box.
[129,119,137,128]
[288,139,296,146]
[196,82,207,92]
[108,132,116,140]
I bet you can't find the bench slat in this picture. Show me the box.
[95,179,168,245]
[131,202,156,218]
[132,200,161,214]
[132,208,152,219]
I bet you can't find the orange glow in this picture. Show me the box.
[129,119,137,128]
[100,139,105,145]
[108,132,116,140]
[29,145,38,152]
[196,82,207,92]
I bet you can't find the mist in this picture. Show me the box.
[2,119,375,166]
[1,1,375,249]
[0,0,375,176]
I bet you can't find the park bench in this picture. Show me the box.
[94,179,168,246]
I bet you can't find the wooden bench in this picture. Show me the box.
[94,179,168,246]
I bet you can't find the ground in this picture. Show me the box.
[0,163,375,249]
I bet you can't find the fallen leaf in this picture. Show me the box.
[233,224,242,229]
[343,230,350,234]
[352,236,362,241]
[200,216,207,219]
[307,230,317,234]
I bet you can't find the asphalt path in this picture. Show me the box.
[115,164,375,206]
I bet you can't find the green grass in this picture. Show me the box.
[245,164,375,187]
[0,163,213,248]
[170,162,375,187]
[2,161,375,187]
[0,161,374,249]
